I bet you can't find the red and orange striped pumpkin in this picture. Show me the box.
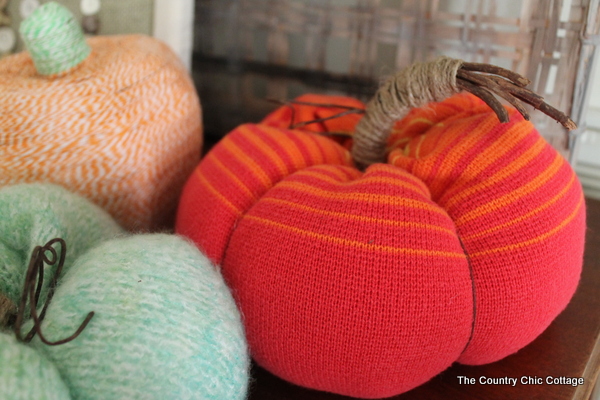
[176,90,585,398]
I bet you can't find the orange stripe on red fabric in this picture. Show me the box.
[442,135,547,212]
[237,125,291,177]
[454,152,564,225]
[291,165,359,180]
[274,180,448,217]
[291,168,429,199]
[387,94,475,146]
[194,168,242,215]
[259,197,457,237]
[260,126,311,171]
[301,130,329,164]
[220,133,273,189]
[438,122,540,206]
[469,193,584,258]
[460,172,577,241]
[388,113,491,183]
[243,214,464,257]
[417,114,495,196]
[439,122,536,202]
[205,151,257,201]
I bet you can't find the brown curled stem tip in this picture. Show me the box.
[13,238,94,346]
[456,67,577,131]
[461,62,531,87]
[291,108,364,129]
[351,56,577,170]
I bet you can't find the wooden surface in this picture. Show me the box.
[247,197,600,400]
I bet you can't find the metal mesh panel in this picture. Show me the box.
[194,0,600,157]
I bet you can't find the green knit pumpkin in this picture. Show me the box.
[0,183,124,322]
[0,183,249,400]
[0,332,71,400]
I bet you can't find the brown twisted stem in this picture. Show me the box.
[457,66,576,130]
[13,238,94,346]
[351,57,577,170]
[461,62,531,87]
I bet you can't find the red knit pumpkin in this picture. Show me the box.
[176,60,585,398]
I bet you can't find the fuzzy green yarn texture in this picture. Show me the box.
[0,332,71,400]
[30,234,249,400]
[0,183,124,318]
[1,183,249,399]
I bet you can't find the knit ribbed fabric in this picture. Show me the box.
[0,34,202,231]
[387,93,585,364]
[30,234,249,400]
[175,93,586,398]
[0,332,71,400]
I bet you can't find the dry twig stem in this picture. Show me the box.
[461,62,531,87]
[266,57,577,169]
[456,78,509,122]
[291,108,365,128]
[456,66,575,132]
[457,70,530,120]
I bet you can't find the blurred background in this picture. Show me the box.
[191,0,600,201]
[1,0,598,201]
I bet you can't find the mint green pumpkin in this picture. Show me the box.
[0,332,71,400]
[0,183,249,399]
[0,183,124,321]
[31,234,249,400]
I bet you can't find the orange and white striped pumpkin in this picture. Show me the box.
[0,3,202,230]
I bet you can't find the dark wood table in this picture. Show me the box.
[247,197,600,400]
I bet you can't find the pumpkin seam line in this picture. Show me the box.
[457,234,477,357]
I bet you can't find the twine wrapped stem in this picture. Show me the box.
[351,56,577,170]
